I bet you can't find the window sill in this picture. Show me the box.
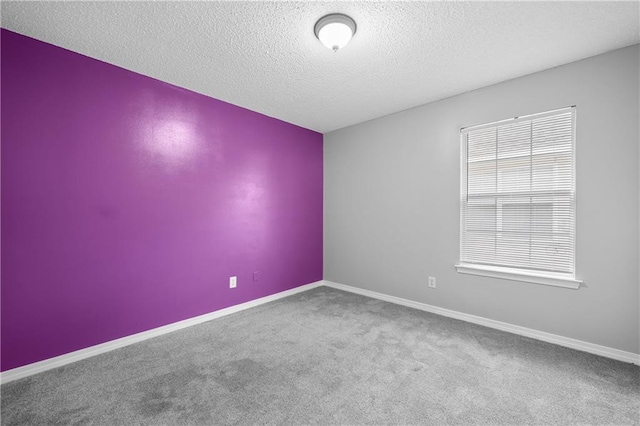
[454,264,582,289]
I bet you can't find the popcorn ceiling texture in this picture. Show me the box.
[1,1,639,133]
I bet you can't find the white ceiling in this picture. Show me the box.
[2,1,639,133]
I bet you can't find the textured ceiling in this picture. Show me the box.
[2,1,639,133]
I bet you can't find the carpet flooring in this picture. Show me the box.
[2,286,639,425]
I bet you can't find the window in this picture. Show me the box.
[455,107,582,289]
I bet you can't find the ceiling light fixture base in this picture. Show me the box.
[314,13,357,52]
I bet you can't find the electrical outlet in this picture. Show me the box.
[428,276,436,288]
[229,276,237,289]
[253,271,259,282]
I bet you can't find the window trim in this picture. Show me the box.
[457,106,581,289]
[454,263,582,289]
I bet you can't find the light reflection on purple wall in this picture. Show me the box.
[1,29,323,371]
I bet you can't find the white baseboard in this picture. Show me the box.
[322,280,640,366]
[0,280,324,384]
[3,278,637,385]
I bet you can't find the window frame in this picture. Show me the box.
[455,107,582,289]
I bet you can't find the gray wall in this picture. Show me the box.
[324,45,639,355]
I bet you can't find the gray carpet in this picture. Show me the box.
[2,286,639,425]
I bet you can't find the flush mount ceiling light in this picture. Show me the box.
[314,13,357,52]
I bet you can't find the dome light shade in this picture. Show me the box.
[314,14,357,52]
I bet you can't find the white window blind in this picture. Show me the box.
[459,107,577,279]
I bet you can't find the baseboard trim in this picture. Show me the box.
[322,280,640,366]
[0,280,324,384]
[4,278,636,384]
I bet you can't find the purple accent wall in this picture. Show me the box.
[1,30,323,371]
